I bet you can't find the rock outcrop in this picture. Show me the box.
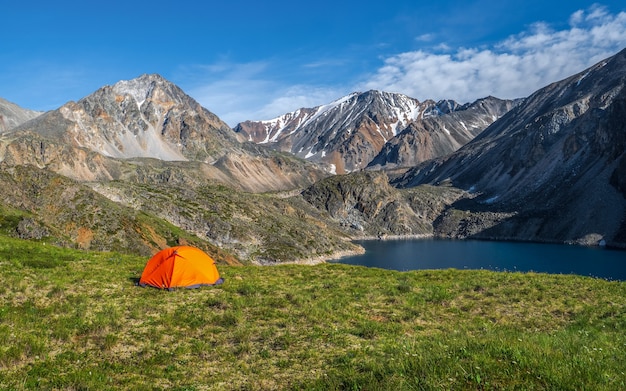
[301,171,466,238]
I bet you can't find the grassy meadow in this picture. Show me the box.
[0,236,625,390]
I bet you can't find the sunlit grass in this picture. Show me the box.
[0,235,624,390]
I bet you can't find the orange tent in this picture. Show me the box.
[139,246,223,290]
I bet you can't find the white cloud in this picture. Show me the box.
[415,33,435,42]
[183,6,626,126]
[569,10,585,25]
[360,5,626,103]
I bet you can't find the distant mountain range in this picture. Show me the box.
[0,97,41,132]
[0,47,624,264]
[235,91,517,173]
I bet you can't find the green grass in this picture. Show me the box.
[0,235,625,390]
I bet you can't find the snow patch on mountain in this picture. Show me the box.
[256,93,361,144]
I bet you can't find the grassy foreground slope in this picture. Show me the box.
[0,236,625,390]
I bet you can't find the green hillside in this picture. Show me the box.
[0,236,624,390]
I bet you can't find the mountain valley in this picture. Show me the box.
[1,48,626,264]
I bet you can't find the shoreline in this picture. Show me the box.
[279,234,434,265]
[353,233,434,241]
[353,233,618,249]
[253,247,366,266]
[256,233,623,267]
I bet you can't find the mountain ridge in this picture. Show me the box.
[392,47,626,247]
[235,90,515,174]
[0,97,42,133]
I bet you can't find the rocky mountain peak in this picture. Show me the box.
[21,73,239,163]
[367,96,517,169]
[112,73,162,102]
[433,99,461,114]
[107,74,159,109]
[109,73,199,110]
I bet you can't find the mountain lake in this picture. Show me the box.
[332,239,626,281]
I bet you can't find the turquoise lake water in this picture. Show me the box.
[332,239,626,281]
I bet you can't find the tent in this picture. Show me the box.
[139,246,224,290]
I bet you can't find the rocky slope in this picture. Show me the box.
[301,171,466,238]
[0,163,360,264]
[368,97,518,169]
[0,97,42,132]
[394,48,626,247]
[0,163,236,261]
[89,179,361,264]
[235,91,514,174]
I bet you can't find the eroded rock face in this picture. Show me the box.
[16,218,49,240]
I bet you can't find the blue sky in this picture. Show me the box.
[2,1,626,126]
